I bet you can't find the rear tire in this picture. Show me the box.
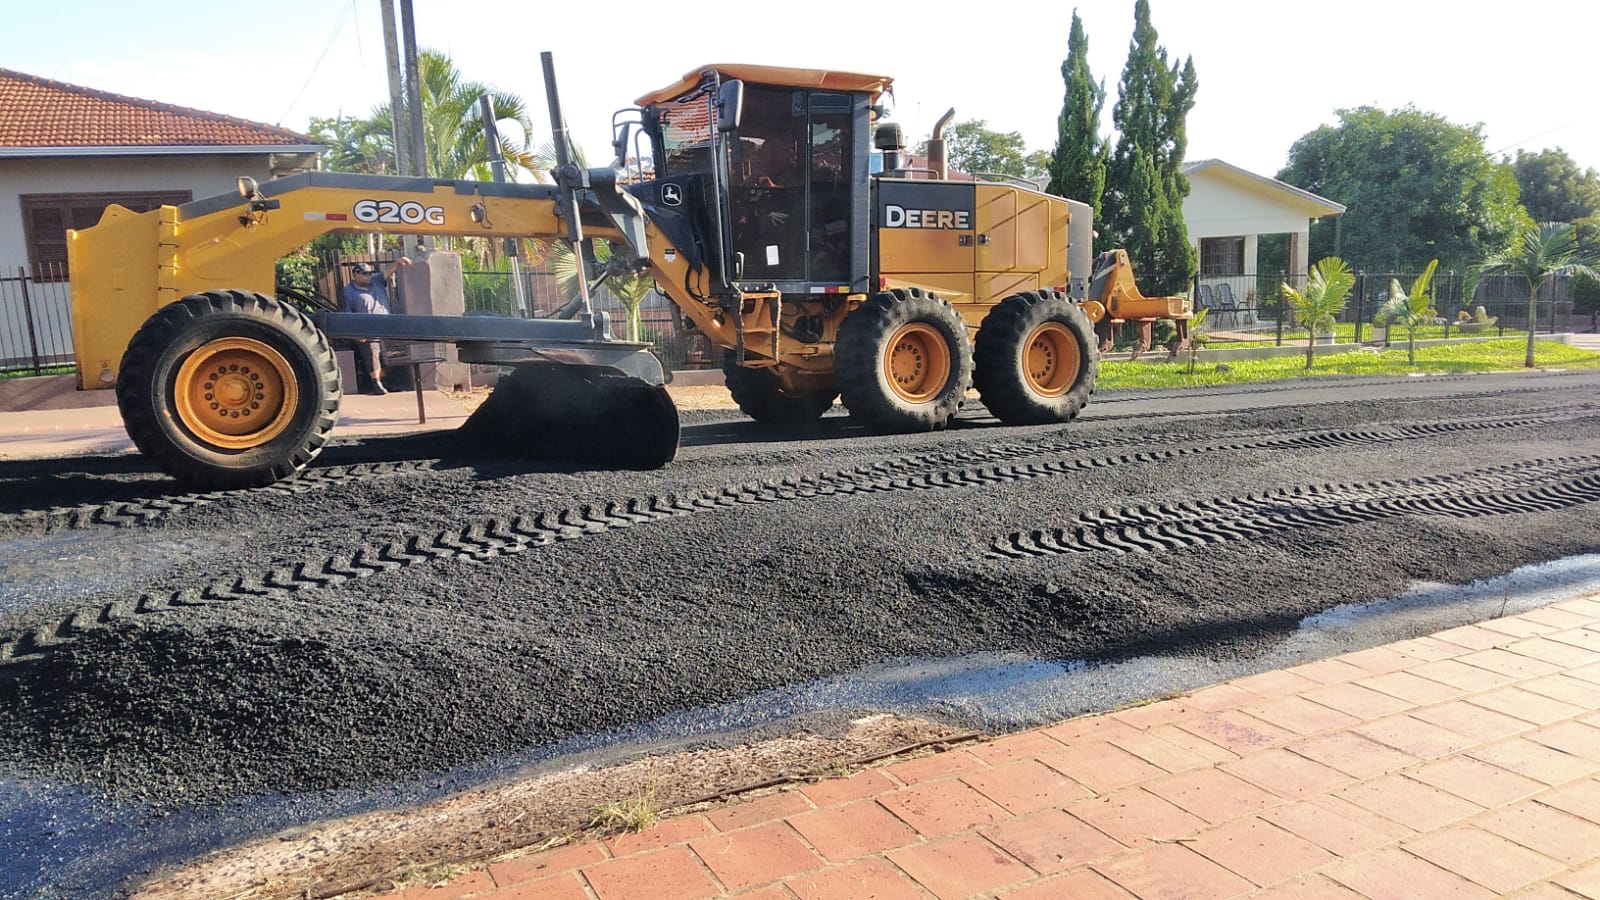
[835,287,971,432]
[973,290,1097,425]
[116,290,340,489]
[723,357,836,423]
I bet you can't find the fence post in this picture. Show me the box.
[1275,282,1284,347]
[1354,274,1366,344]
[17,266,43,374]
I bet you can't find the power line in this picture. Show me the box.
[276,0,358,128]
[1492,120,1578,157]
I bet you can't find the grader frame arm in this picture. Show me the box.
[67,172,658,390]
[66,168,690,489]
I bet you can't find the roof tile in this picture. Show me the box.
[0,68,313,149]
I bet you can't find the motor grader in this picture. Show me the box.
[67,53,1190,490]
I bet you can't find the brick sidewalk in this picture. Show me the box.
[392,596,1600,900]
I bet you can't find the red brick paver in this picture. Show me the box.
[786,800,918,862]
[888,832,1033,899]
[425,598,1600,900]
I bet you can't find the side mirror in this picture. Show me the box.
[237,176,259,199]
[611,121,632,168]
[717,80,744,133]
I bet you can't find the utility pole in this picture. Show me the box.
[379,0,411,179]
[400,0,428,180]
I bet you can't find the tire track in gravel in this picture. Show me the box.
[2,380,1592,539]
[987,455,1600,559]
[0,460,443,538]
[2,410,1589,664]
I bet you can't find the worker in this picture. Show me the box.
[341,257,411,395]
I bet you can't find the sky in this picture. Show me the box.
[5,0,1599,184]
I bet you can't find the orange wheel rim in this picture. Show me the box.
[174,337,298,450]
[1024,322,1080,397]
[884,322,951,403]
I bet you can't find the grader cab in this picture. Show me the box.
[66,53,1191,490]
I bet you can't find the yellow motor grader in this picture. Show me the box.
[67,52,1190,489]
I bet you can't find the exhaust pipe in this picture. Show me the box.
[874,122,905,175]
[927,108,955,181]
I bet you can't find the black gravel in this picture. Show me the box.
[2,369,1600,895]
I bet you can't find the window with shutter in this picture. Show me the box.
[21,191,192,281]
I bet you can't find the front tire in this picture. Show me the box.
[973,290,1097,425]
[723,357,836,423]
[835,288,972,432]
[117,291,341,489]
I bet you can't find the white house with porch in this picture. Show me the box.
[1180,158,1345,325]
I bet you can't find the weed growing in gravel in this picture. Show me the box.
[1096,338,1600,390]
[396,861,466,888]
[819,760,856,779]
[592,790,659,833]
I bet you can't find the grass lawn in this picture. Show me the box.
[0,364,74,381]
[1097,337,1600,390]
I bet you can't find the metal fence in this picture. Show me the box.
[456,264,713,369]
[0,264,74,376]
[314,248,715,371]
[1189,270,1583,345]
[7,257,1592,378]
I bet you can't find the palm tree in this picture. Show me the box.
[551,240,658,341]
[1377,259,1439,365]
[1476,223,1599,367]
[1279,256,1355,370]
[359,50,539,181]
[1185,306,1209,375]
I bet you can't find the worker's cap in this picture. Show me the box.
[352,263,377,275]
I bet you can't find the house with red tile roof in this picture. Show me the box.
[0,68,322,279]
[0,68,322,367]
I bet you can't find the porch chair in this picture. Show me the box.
[1217,283,1252,326]
[1213,283,1239,326]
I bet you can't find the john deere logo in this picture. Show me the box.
[883,205,970,230]
[662,184,683,207]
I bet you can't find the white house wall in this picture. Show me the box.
[0,154,274,264]
[1184,173,1319,244]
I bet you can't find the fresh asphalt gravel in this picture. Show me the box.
[2,368,1600,897]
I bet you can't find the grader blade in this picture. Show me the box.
[458,364,679,469]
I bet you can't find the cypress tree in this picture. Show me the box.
[1104,0,1198,296]
[1046,10,1109,240]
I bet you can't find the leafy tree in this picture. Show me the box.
[1046,9,1109,222]
[916,119,1045,180]
[1279,256,1354,370]
[1475,223,1599,367]
[308,115,393,174]
[1377,259,1439,365]
[1278,106,1530,272]
[1025,150,1054,179]
[1513,148,1600,224]
[1103,0,1197,293]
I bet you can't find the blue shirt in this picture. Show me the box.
[341,278,392,315]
